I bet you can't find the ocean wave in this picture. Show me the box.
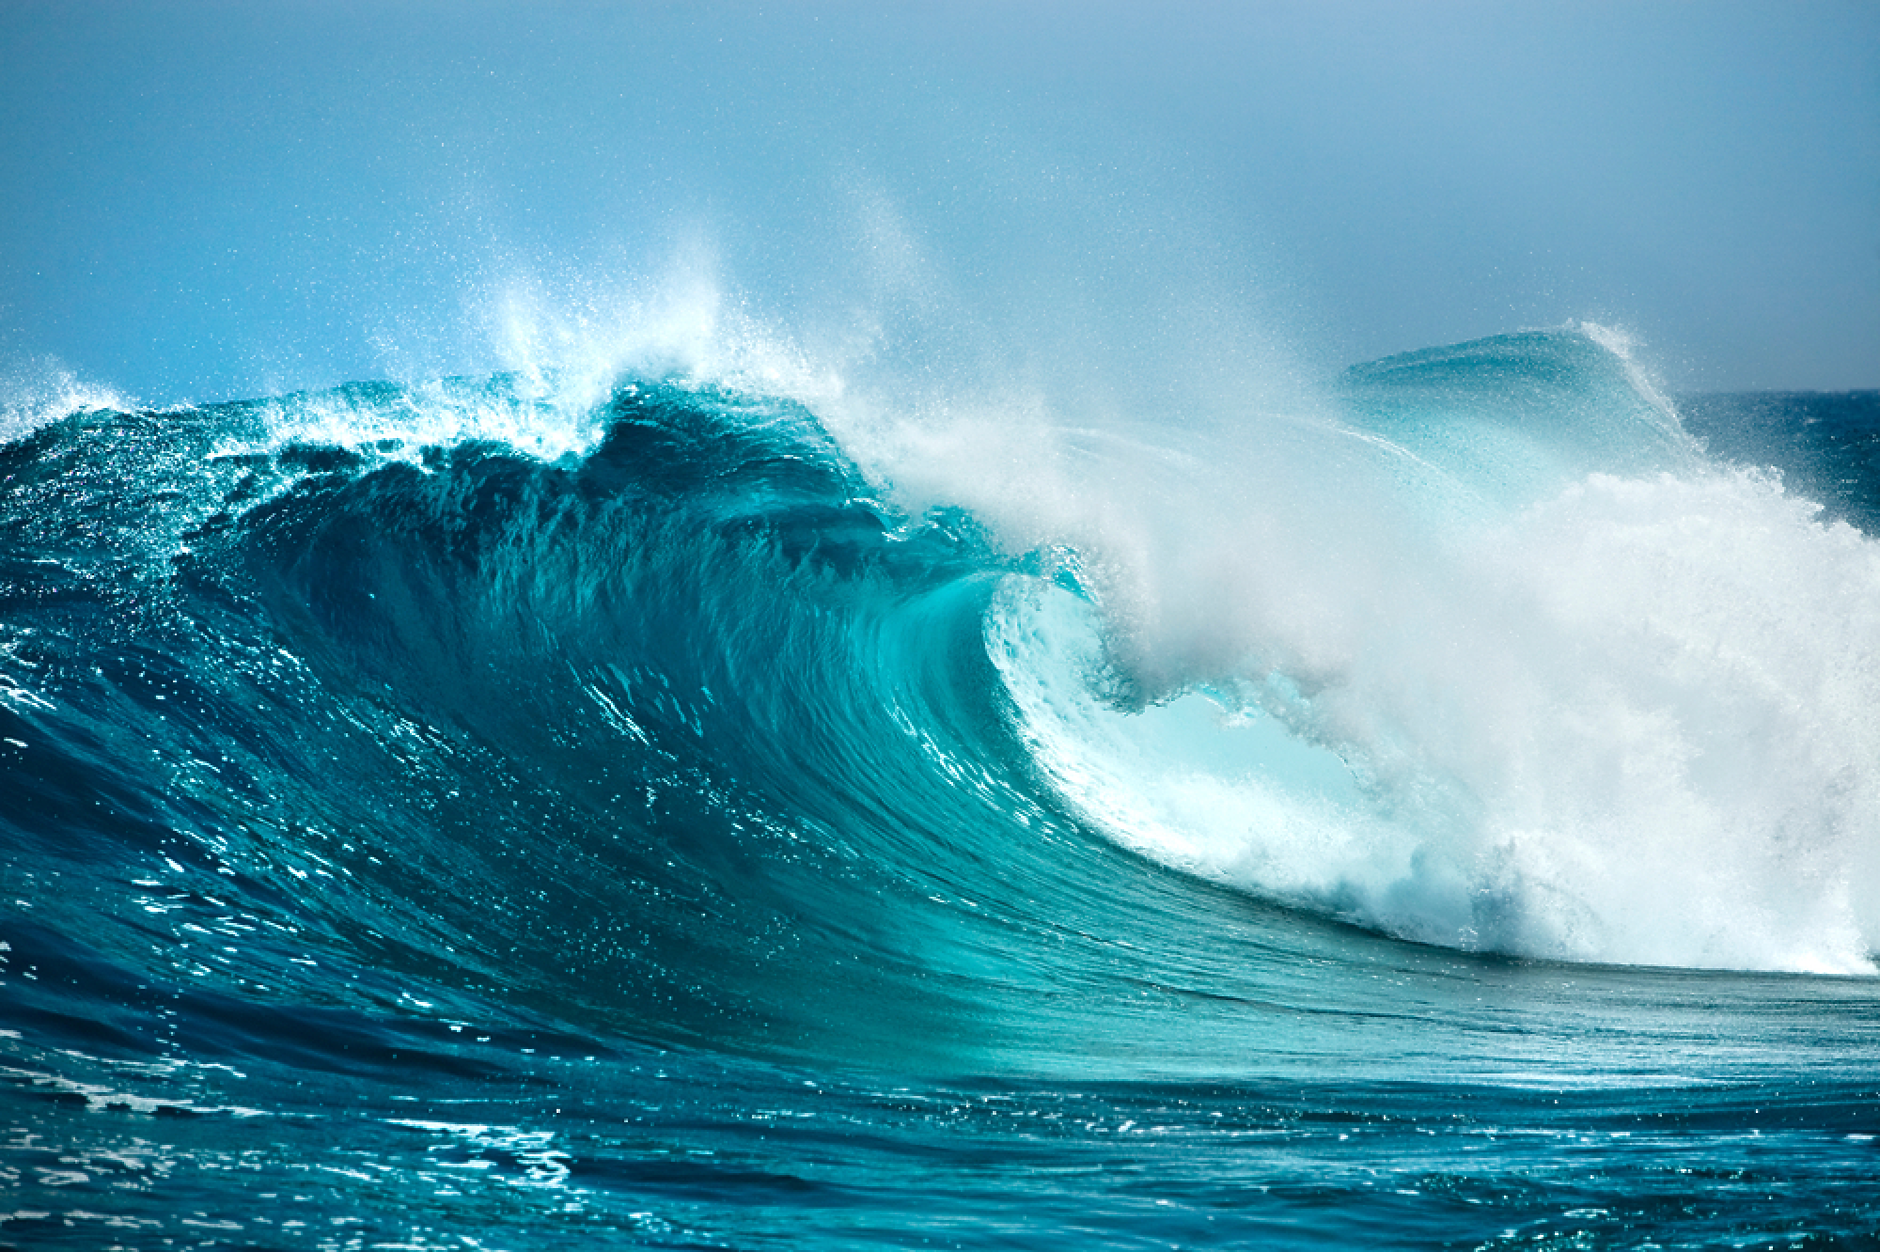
[2,329,1875,1106]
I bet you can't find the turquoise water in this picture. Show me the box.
[2,330,1877,1248]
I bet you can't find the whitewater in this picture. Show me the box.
[2,307,1878,1248]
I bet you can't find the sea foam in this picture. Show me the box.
[981,329,1880,974]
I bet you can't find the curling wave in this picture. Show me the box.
[1,328,1874,1103]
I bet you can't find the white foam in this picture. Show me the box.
[954,317,1880,977]
[992,450,1880,974]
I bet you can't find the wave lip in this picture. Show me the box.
[1336,326,1697,515]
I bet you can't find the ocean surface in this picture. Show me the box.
[2,327,1877,1249]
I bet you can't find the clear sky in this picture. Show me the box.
[2,0,1876,405]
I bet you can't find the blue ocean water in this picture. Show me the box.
[2,328,1877,1249]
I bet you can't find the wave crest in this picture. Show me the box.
[992,330,1880,973]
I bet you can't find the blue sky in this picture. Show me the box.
[2,1,1875,404]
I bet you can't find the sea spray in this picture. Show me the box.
[980,329,1880,973]
[0,355,137,443]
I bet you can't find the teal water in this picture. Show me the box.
[3,331,1877,1248]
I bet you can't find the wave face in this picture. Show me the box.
[3,332,1879,1249]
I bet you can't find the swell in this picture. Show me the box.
[3,340,1875,1090]
[4,384,969,1059]
[0,379,1338,1076]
